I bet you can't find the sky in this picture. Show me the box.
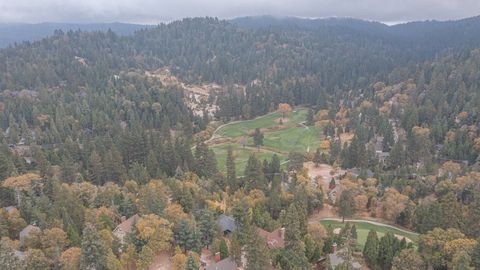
[1,0,480,24]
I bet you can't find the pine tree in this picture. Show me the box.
[219,238,229,259]
[174,220,200,253]
[378,233,396,270]
[285,204,301,247]
[245,229,270,270]
[314,148,322,167]
[185,254,198,270]
[363,230,379,268]
[350,224,357,239]
[472,240,480,269]
[306,109,315,126]
[80,224,107,270]
[197,209,216,248]
[226,146,236,190]
[337,190,356,222]
[253,128,264,150]
[88,150,104,185]
[244,154,266,191]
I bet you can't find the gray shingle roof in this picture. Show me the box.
[205,257,237,270]
[217,214,237,233]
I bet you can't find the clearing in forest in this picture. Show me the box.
[319,219,418,248]
[211,108,322,173]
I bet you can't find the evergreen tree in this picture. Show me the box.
[194,142,218,178]
[88,150,104,185]
[350,225,357,240]
[363,230,379,268]
[219,238,229,259]
[314,148,322,167]
[80,224,107,270]
[174,220,200,253]
[306,109,315,126]
[185,254,198,270]
[472,240,480,269]
[197,209,216,248]
[337,190,356,223]
[244,154,266,191]
[378,233,397,270]
[253,128,264,150]
[245,229,270,270]
[226,146,236,190]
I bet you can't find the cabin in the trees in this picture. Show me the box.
[328,243,362,269]
[19,224,40,246]
[113,214,139,243]
[216,214,237,236]
[204,257,238,270]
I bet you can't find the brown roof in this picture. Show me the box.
[113,214,139,235]
[257,227,285,249]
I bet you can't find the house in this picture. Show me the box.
[3,206,16,214]
[377,151,390,164]
[113,214,139,243]
[205,257,238,270]
[328,243,361,269]
[257,227,285,249]
[19,225,40,246]
[217,214,237,236]
[14,250,26,260]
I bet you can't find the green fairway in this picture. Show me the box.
[319,219,418,248]
[212,143,287,175]
[215,108,310,138]
[211,108,322,173]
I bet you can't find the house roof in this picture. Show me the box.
[329,249,361,269]
[19,225,40,239]
[257,227,285,249]
[217,214,237,233]
[113,214,139,236]
[4,206,16,214]
[205,257,237,270]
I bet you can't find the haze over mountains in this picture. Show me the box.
[0,22,151,48]
[2,15,480,48]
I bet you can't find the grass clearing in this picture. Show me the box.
[212,108,322,173]
[319,220,418,248]
[213,143,287,174]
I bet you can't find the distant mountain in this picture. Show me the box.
[0,22,153,48]
[231,15,480,57]
[230,15,389,31]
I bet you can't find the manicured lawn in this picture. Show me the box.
[212,108,321,173]
[260,126,321,153]
[212,143,287,174]
[216,108,310,138]
[319,220,418,248]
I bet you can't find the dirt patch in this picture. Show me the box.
[275,117,290,124]
[339,132,354,144]
[394,234,412,243]
[304,162,344,191]
[148,252,171,270]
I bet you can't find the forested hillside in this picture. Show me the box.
[0,16,479,270]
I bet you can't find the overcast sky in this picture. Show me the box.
[1,0,480,24]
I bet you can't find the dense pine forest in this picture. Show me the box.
[0,16,479,270]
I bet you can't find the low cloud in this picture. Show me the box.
[1,0,479,24]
